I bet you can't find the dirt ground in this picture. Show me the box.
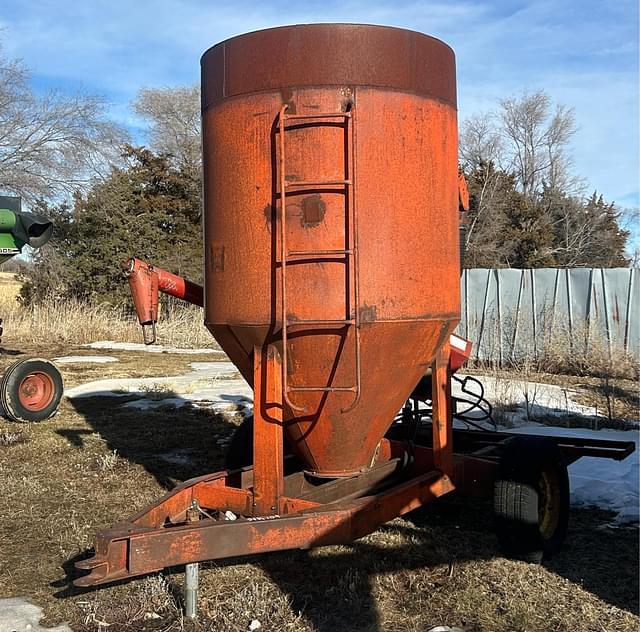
[0,341,638,632]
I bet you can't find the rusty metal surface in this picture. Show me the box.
[201,24,456,110]
[76,414,634,587]
[277,105,362,415]
[76,331,632,588]
[124,258,159,326]
[74,437,457,587]
[201,25,461,476]
[124,258,204,343]
[124,258,204,313]
[458,173,470,212]
[252,344,285,513]
[431,341,454,476]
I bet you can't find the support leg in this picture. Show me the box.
[431,341,453,477]
[252,344,284,514]
[185,563,199,618]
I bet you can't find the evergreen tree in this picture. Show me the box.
[581,193,629,267]
[21,146,202,305]
[502,197,555,268]
[460,91,630,269]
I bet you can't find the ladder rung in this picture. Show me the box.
[285,179,351,188]
[286,319,355,327]
[288,386,358,393]
[287,249,353,257]
[284,112,351,120]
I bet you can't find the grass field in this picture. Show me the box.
[0,335,637,632]
[0,272,21,306]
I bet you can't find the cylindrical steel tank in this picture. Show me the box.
[201,24,460,477]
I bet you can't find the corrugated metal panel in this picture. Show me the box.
[458,268,640,362]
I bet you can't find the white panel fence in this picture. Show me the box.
[457,268,639,363]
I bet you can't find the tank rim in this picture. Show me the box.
[200,22,455,64]
[201,22,457,110]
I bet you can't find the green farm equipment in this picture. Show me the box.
[0,196,53,264]
[0,195,63,422]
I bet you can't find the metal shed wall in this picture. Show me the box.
[458,268,639,362]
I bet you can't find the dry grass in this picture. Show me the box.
[0,347,637,632]
[0,272,21,305]
[1,298,215,349]
[469,307,639,382]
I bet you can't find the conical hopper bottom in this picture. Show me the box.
[210,318,456,476]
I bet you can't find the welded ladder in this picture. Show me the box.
[278,104,361,413]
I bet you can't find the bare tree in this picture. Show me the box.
[499,90,577,200]
[132,85,201,170]
[546,194,598,266]
[459,112,503,171]
[459,113,506,251]
[459,91,629,268]
[0,46,126,203]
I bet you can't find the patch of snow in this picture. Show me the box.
[144,612,161,620]
[153,449,196,466]
[189,361,231,371]
[0,597,70,632]
[65,361,241,398]
[65,360,253,418]
[123,397,190,410]
[53,355,119,364]
[84,341,217,354]
[459,374,597,419]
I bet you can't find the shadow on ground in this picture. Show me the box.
[58,392,638,631]
[65,392,240,488]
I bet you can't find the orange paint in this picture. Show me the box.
[201,25,460,476]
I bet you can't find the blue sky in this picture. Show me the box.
[1,0,638,214]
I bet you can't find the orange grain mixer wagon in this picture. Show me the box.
[74,24,634,591]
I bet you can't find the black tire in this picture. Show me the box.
[494,436,570,563]
[1,358,64,423]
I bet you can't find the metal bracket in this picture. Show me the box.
[142,322,157,346]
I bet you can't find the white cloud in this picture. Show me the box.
[0,0,637,207]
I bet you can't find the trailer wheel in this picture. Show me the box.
[494,436,569,563]
[1,358,64,422]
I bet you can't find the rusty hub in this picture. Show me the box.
[18,371,55,412]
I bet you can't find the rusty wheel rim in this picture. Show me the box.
[18,371,55,412]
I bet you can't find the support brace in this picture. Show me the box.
[432,340,453,476]
[252,344,284,514]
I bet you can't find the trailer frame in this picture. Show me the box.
[73,261,635,587]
